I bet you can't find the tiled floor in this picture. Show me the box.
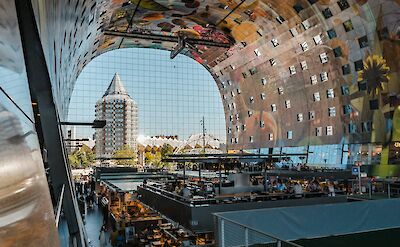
[85,205,111,247]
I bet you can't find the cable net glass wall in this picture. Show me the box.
[67,48,226,147]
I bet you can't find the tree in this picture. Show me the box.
[113,144,137,166]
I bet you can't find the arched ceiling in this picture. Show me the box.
[1,0,399,150]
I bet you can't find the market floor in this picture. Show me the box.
[85,205,111,247]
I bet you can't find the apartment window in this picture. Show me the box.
[343,19,354,32]
[249,96,254,103]
[313,92,321,102]
[290,28,298,37]
[276,15,285,24]
[328,107,336,117]
[257,28,263,36]
[278,87,284,95]
[327,89,335,99]
[316,127,323,136]
[309,111,315,120]
[326,126,334,136]
[289,65,296,75]
[228,127,232,134]
[319,52,328,63]
[311,75,318,85]
[232,103,236,109]
[242,72,248,78]
[271,104,277,112]
[302,20,311,30]
[227,80,232,86]
[249,136,254,143]
[229,115,233,122]
[321,72,328,82]
[300,42,309,52]
[237,88,241,94]
[349,122,357,134]
[354,60,363,71]
[269,133,274,141]
[254,49,261,56]
[249,67,257,75]
[358,35,368,48]
[337,0,350,10]
[235,113,240,120]
[242,124,247,131]
[261,93,266,100]
[322,8,333,19]
[285,100,291,109]
[327,28,337,39]
[301,61,308,70]
[287,131,293,139]
[261,77,267,85]
[313,34,322,45]
[248,110,253,117]
[342,64,351,75]
[343,104,352,114]
[236,125,240,132]
[260,121,265,128]
[297,113,304,122]
[270,58,276,66]
[271,38,279,47]
[231,91,235,97]
[333,46,342,57]
[362,122,372,133]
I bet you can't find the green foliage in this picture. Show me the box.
[68,144,95,168]
[145,144,174,169]
[113,144,137,166]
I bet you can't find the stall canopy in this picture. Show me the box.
[214,198,400,242]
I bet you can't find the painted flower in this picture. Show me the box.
[358,55,390,97]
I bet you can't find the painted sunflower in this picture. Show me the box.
[358,55,390,97]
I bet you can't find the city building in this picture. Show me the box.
[95,73,138,158]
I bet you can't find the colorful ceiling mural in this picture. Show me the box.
[20,0,399,150]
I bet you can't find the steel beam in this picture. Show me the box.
[104,30,231,48]
[14,0,86,245]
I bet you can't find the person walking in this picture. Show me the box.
[99,225,107,247]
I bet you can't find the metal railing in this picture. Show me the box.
[215,215,303,247]
[55,184,65,228]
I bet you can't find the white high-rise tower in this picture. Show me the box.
[95,73,138,158]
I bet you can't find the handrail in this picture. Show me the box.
[55,184,65,228]
[215,214,304,247]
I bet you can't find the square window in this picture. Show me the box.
[343,19,354,32]
[358,35,368,48]
[285,100,291,109]
[289,65,296,75]
[301,61,308,70]
[261,93,266,100]
[337,0,350,11]
[260,121,265,128]
[343,104,352,114]
[249,96,254,103]
[316,127,322,136]
[327,89,335,98]
[270,58,277,66]
[287,131,293,139]
[249,67,257,75]
[290,28,298,37]
[342,64,351,75]
[237,88,242,94]
[309,111,315,120]
[278,87,284,95]
[276,15,285,24]
[321,72,328,82]
[319,53,328,63]
[354,60,363,71]
[242,72,248,78]
[311,75,318,85]
[297,113,303,122]
[349,122,357,134]
[328,107,336,117]
[271,38,279,47]
[231,91,235,97]
[313,92,321,102]
[326,126,334,135]
[261,77,267,85]
[254,49,261,56]
[302,20,311,30]
[300,42,309,52]
[358,81,367,91]
[369,99,379,110]
[248,110,253,117]
[293,4,304,13]
[322,8,333,19]
[269,133,274,141]
[327,29,337,39]
[271,104,277,112]
[242,124,247,131]
[333,47,342,57]
[257,28,263,36]
[313,34,323,45]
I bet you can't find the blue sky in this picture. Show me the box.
[67,48,226,142]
